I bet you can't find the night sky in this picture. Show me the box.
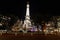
[0,0,60,23]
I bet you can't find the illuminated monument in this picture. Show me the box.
[23,2,32,31]
[11,2,32,32]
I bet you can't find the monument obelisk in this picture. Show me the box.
[23,2,31,31]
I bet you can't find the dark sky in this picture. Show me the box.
[0,0,60,23]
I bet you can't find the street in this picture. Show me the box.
[0,32,60,40]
